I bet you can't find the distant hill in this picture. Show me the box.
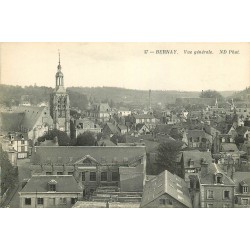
[227,87,250,101]
[67,86,200,106]
[0,84,246,109]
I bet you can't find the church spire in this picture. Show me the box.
[55,50,64,89]
[57,49,62,71]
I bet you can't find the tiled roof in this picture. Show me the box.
[31,146,146,165]
[140,170,192,208]
[20,175,82,193]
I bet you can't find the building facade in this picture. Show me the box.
[19,175,82,208]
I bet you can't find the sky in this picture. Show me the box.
[0,42,249,91]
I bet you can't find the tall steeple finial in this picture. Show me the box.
[57,49,62,71]
[58,49,61,65]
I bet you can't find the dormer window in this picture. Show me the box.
[188,159,194,167]
[216,176,222,184]
[240,181,248,193]
[48,179,57,192]
[215,173,223,184]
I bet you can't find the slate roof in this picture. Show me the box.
[103,123,120,134]
[233,172,250,194]
[133,114,155,119]
[236,126,250,136]
[220,143,239,152]
[187,129,212,143]
[140,170,192,208]
[181,150,213,169]
[0,112,24,132]
[20,175,82,193]
[73,201,140,208]
[200,163,235,186]
[15,106,52,130]
[31,146,146,165]
[99,103,111,112]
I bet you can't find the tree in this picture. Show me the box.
[200,90,224,101]
[0,147,18,195]
[156,140,183,176]
[110,134,126,145]
[76,131,96,146]
[38,129,71,146]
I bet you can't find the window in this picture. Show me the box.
[243,186,249,193]
[21,140,25,144]
[101,172,108,182]
[49,184,56,191]
[37,198,44,205]
[59,198,67,205]
[242,198,249,205]
[111,172,119,182]
[71,198,77,205]
[46,172,52,175]
[207,203,213,208]
[81,172,85,181]
[223,204,230,208]
[216,176,222,184]
[57,172,63,175]
[207,190,214,199]
[159,199,166,205]
[25,198,31,205]
[21,146,25,152]
[90,172,96,181]
[224,190,230,199]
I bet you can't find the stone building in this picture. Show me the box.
[49,53,70,136]
[19,175,82,208]
[199,162,235,208]
[30,146,147,196]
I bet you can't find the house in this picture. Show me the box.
[233,172,250,208]
[117,107,131,117]
[73,117,101,138]
[6,132,29,159]
[0,135,18,166]
[236,126,250,140]
[30,146,147,195]
[199,162,235,208]
[132,114,157,129]
[19,175,83,208]
[136,123,150,135]
[102,122,121,137]
[187,129,212,151]
[180,150,213,180]
[140,170,192,208]
[85,103,111,122]
[0,106,53,143]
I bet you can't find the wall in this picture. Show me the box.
[19,192,81,208]
[200,185,235,208]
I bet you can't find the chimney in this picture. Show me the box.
[201,162,209,177]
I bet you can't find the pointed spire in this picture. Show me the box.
[58,49,61,65]
[57,49,61,71]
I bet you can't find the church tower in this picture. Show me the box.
[50,52,70,136]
